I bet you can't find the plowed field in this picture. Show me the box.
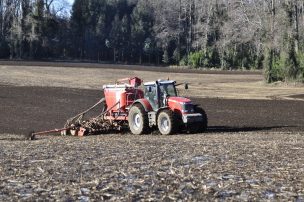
[0,62,303,201]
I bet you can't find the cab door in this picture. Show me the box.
[144,85,159,111]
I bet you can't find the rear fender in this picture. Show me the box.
[130,99,153,112]
[156,107,170,118]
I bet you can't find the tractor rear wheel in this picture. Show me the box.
[128,104,149,135]
[157,110,177,135]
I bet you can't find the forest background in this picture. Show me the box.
[0,0,304,82]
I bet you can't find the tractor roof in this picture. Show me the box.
[144,80,176,86]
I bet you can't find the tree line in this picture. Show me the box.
[0,0,304,82]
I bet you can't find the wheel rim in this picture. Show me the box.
[160,117,169,132]
[70,130,77,136]
[133,113,141,130]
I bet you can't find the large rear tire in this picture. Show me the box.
[157,110,177,135]
[128,104,149,135]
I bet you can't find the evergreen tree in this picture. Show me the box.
[70,0,90,58]
[109,14,122,62]
[162,49,169,64]
[0,0,302,83]
[131,0,153,64]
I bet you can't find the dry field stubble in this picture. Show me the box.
[1,64,304,100]
[0,133,303,201]
[0,63,304,200]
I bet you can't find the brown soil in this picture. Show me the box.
[0,64,303,200]
[289,94,304,100]
[0,60,261,75]
[1,62,303,101]
[1,85,303,135]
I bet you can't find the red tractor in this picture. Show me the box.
[102,77,208,135]
[29,77,207,139]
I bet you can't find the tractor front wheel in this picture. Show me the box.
[188,107,208,133]
[196,107,208,133]
[128,104,149,135]
[157,110,177,135]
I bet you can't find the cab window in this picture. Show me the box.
[159,84,177,97]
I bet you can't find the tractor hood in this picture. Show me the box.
[168,97,192,104]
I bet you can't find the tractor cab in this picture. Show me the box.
[144,80,177,110]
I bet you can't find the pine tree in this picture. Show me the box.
[162,49,169,64]
[109,14,122,62]
[70,0,90,58]
[131,0,154,64]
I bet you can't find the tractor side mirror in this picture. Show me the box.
[185,83,189,90]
